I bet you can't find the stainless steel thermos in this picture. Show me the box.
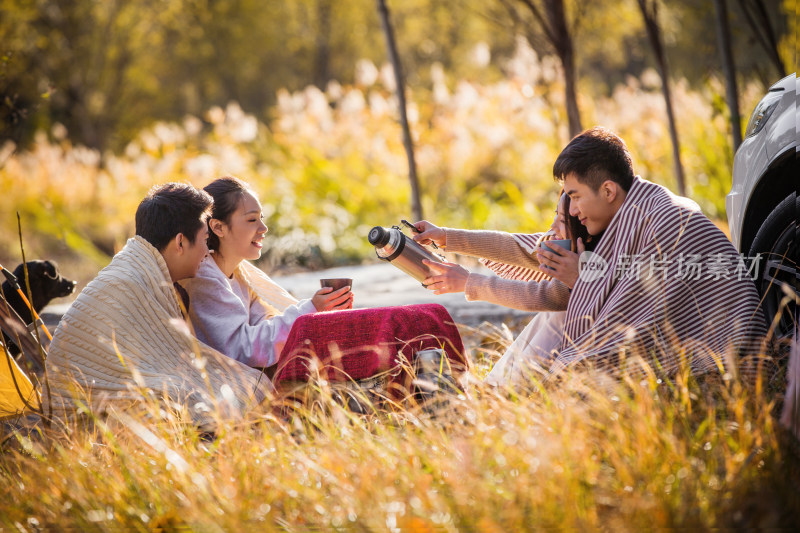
[368,226,443,283]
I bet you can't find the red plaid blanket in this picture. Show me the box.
[272,303,466,385]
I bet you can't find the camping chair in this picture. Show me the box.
[1,293,44,419]
[0,292,47,377]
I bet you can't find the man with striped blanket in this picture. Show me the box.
[535,127,768,377]
[418,127,768,380]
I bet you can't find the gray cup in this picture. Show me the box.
[540,239,572,254]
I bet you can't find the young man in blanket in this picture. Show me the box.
[44,183,271,424]
[416,127,769,380]
[535,126,769,378]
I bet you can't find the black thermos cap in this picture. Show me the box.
[368,226,390,247]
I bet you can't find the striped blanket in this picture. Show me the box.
[44,237,271,424]
[485,177,768,378]
[556,176,767,376]
[480,232,553,283]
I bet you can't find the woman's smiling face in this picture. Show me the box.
[215,190,268,263]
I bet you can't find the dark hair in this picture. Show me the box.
[203,176,252,252]
[553,126,634,192]
[135,183,212,251]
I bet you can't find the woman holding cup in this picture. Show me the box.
[412,193,594,385]
[180,177,352,369]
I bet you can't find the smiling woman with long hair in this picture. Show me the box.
[180,177,352,369]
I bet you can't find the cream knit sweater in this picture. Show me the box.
[44,237,271,423]
[444,228,570,312]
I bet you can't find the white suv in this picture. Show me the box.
[726,73,797,342]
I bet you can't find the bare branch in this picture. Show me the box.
[517,0,556,44]
[735,0,785,76]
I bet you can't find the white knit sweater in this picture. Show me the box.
[180,256,316,368]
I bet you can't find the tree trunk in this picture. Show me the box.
[376,0,423,222]
[637,0,686,196]
[313,0,332,89]
[712,0,743,151]
[547,0,582,137]
[517,0,583,138]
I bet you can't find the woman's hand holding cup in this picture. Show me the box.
[314,279,353,311]
[536,238,585,289]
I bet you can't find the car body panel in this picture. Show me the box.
[727,138,768,248]
[726,73,797,250]
[764,78,797,161]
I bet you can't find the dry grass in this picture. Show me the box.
[2,328,797,531]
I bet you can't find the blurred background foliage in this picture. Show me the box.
[0,0,793,281]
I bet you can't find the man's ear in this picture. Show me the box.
[173,233,186,255]
[601,180,619,203]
